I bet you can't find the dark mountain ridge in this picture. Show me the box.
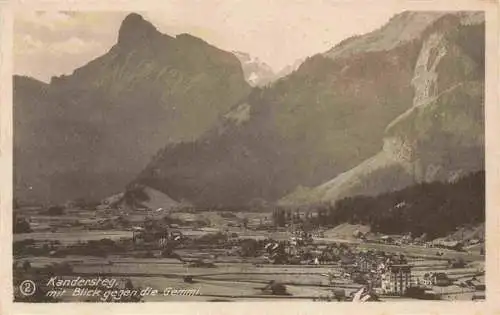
[14,11,484,210]
[136,11,484,208]
[14,13,251,204]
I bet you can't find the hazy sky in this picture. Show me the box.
[14,2,402,82]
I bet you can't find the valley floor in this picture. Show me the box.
[13,208,485,302]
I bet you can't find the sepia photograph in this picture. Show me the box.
[8,0,494,308]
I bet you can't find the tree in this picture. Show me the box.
[242,217,249,229]
[22,261,31,271]
[450,257,466,268]
[308,171,484,238]
[302,220,313,233]
[47,205,64,216]
[13,214,32,234]
[240,239,259,257]
[272,208,286,227]
[68,198,86,209]
[333,289,346,301]
[261,280,289,295]
[398,254,408,264]
[161,244,178,258]
[123,184,151,209]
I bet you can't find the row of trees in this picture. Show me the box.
[271,208,315,228]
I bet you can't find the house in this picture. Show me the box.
[357,257,371,273]
[381,264,412,296]
[432,240,464,251]
[421,273,435,287]
[170,230,184,241]
[380,236,394,244]
[420,272,452,287]
[434,273,452,286]
[400,233,413,244]
[468,239,480,245]
[356,256,379,273]
[466,278,485,291]
[352,230,364,239]
[133,225,171,247]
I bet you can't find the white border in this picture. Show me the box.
[1,1,498,314]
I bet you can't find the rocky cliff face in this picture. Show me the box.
[232,51,277,87]
[137,11,483,208]
[232,51,304,87]
[281,13,484,205]
[14,13,250,204]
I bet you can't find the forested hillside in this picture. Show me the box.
[306,171,484,239]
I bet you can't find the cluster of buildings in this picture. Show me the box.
[418,272,452,287]
[131,225,183,247]
[374,233,483,254]
[335,250,417,296]
[290,230,314,246]
[260,235,418,296]
[125,219,483,300]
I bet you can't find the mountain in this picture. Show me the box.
[136,11,484,208]
[14,13,251,204]
[232,51,305,87]
[274,58,305,79]
[281,12,484,205]
[232,51,276,87]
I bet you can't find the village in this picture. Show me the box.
[13,200,485,302]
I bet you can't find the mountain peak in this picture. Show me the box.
[118,13,161,45]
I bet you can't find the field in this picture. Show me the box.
[15,254,483,301]
[14,231,133,244]
[13,207,485,302]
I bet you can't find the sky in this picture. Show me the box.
[14,2,403,82]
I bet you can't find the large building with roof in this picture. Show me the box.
[381,264,412,296]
